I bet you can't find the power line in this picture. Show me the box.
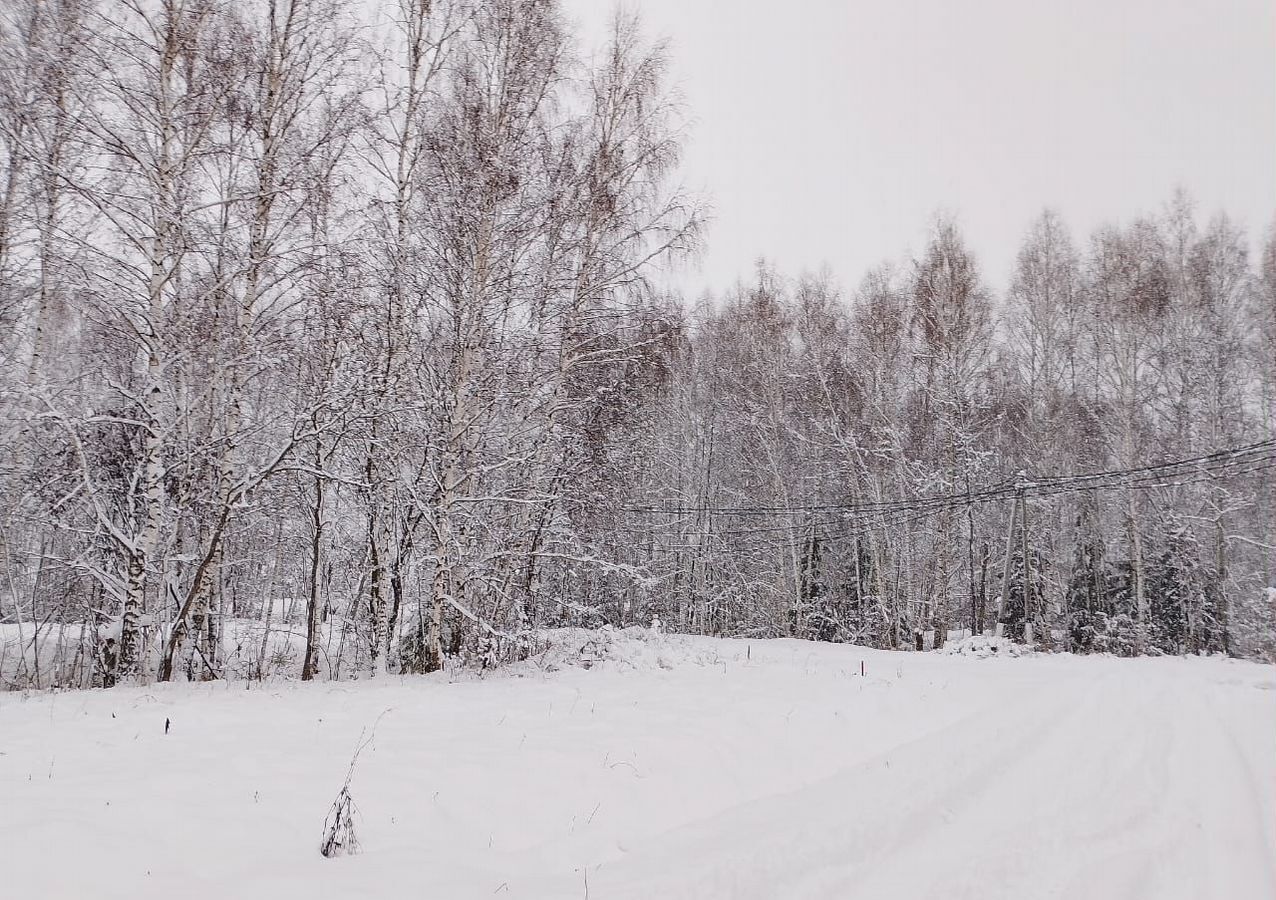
[612,440,1276,554]
[619,439,1276,518]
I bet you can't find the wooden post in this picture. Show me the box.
[995,494,1019,638]
[966,480,977,634]
[1128,489,1145,655]
[1020,494,1033,646]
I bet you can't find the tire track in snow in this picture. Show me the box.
[590,675,1093,900]
[587,663,1275,900]
[1195,680,1276,898]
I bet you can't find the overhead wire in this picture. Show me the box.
[612,440,1276,555]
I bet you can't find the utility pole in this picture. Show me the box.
[1020,492,1033,646]
[966,469,977,635]
[995,485,1020,638]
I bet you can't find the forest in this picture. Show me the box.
[1,0,1273,690]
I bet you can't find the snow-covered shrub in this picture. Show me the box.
[521,626,721,673]
[942,635,1033,658]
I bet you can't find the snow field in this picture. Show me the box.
[1,632,1273,899]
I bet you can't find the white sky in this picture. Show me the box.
[564,0,1276,298]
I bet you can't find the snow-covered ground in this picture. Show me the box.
[2,631,1274,899]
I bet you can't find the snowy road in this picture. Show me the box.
[2,636,1273,899]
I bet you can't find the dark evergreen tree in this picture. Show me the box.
[1000,548,1046,643]
[1067,536,1108,652]
[1099,560,1143,656]
[1148,525,1194,654]
[793,526,840,642]
[845,536,877,644]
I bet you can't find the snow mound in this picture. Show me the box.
[524,626,721,673]
[942,634,1034,658]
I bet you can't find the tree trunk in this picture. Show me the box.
[302,458,326,681]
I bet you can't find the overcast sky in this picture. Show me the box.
[564,0,1276,299]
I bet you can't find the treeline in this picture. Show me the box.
[627,208,1274,661]
[0,1,1272,689]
